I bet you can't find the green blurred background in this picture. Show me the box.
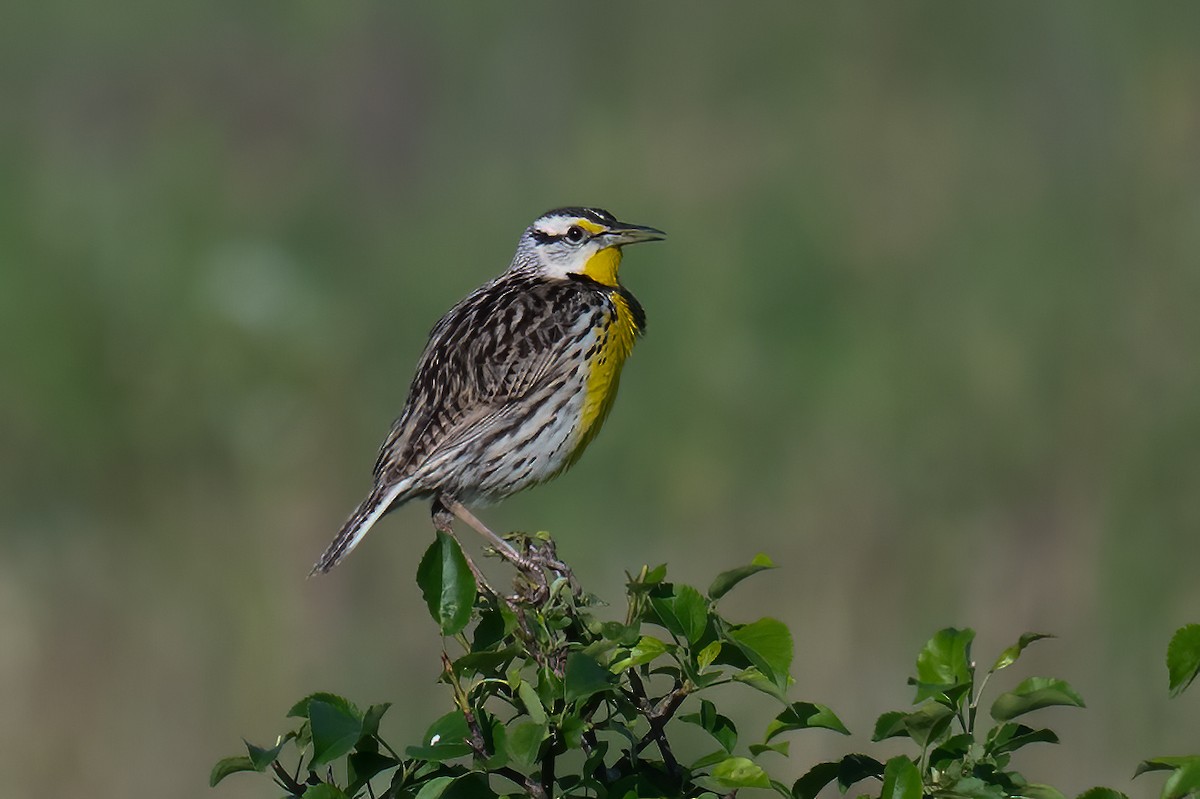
[2,3,1197,797]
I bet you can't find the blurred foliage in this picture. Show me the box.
[2,3,1199,798]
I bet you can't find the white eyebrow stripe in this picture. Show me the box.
[535,216,577,236]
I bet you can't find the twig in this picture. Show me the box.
[489,766,547,799]
[614,671,690,776]
[271,761,307,796]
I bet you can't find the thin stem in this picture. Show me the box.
[271,761,306,796]
[614,671,689,775]
[376,735,403,762]
[494,766,545,799]
[969,669,994,735]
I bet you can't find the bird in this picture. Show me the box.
[310,206,665,574]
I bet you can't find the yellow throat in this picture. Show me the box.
[581,245,622,288]
[571,246,640,464]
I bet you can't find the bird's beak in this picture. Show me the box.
[603,222,667,247]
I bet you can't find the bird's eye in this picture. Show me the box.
[565,225,586,243]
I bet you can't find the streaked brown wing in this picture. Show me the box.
[371,276,590,485]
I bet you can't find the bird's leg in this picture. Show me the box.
[431,497,497,596]
[440,497,531,567]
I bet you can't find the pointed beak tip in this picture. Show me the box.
[612,224,667,245]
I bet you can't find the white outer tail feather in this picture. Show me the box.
[310,479,410,575]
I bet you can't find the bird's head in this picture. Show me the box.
[513,207,665,287]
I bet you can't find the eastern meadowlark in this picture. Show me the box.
[310,207,665,574]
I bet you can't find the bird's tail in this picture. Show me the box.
[310,480,411,575]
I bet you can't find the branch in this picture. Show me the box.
[614,670,690,776]
[492,765,543,798]
[271,761,307,796]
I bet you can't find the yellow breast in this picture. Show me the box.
[570,290,640,465]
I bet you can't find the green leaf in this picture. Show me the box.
[1075,782,1128,796]
[310,699,365,767]
[1168,624,1200,698]
[985,723,1059,756]
[560,713,586,750]
[991,633,1054,673]
[765,702,850,741]
[564,652,613,704]
[872,711,908,741]
[479,718,508,769]
[437,774,500,799]
[734,666,790,702]
[990,677,1085,721]
[711,756,771,789]
[793,762,840,799]
[902,701,955,748]
[610,635,669,672]
[471,603,507,651]
[347,751,400,792]
[697,641,722,671]
[294,719,312,749]
[909,679,973,709]
[517,680,547,725]
[1163,760,1200,799]
[288,692,361,720]
[599,621,640,646]
[244,737,288,770]
[405,711,473,762]
[535,666,563,709]
[650,584,708,643]
[709,553,775,600]
[506,721,547,770]
[304,785,351,799]
[674,584,710,642]
[836,754,886,791]
[681,699,738,752]
[914,628,975,699]
[362,702,391,738]
[692,748,732,770]
[880,757,922,799]
[414,776,456,799]
[945,776,1006,799]
[750,740,790,757]
[209,756,255,787]
[1137,757,1200,778]
[727,617,793,688]
[928,733,973,768]
[792,757,885,799]
[416,531,478,636]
